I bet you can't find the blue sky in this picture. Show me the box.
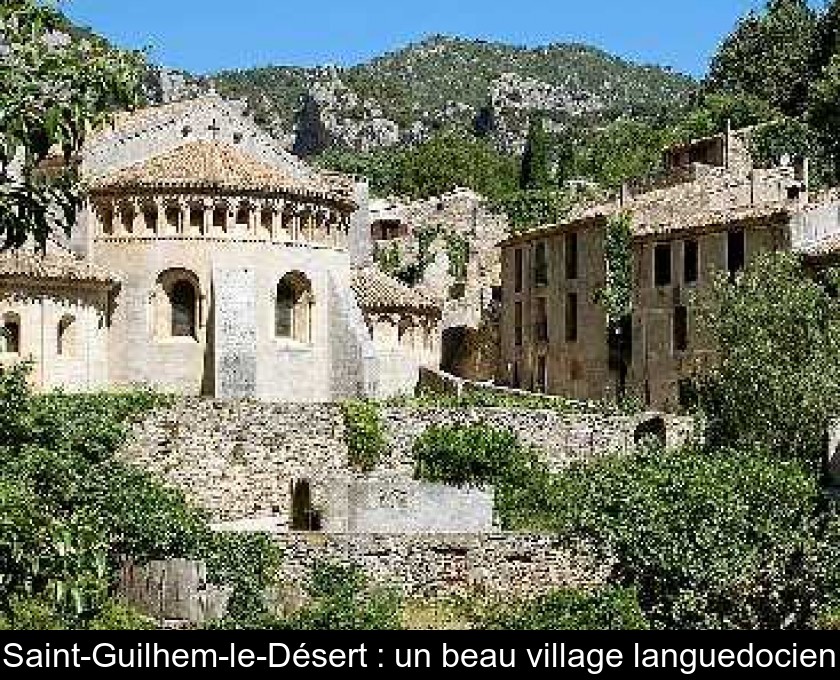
[60,0,826,77]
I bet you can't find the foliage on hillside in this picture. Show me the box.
[212,35,694,136]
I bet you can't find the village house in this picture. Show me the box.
[499,125,811,410]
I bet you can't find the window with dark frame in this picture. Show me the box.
[514,248,524,293]
[512,362,521,389]
[654,243,672,287]
[534,242,548,286]
[536,355,547,394]
[565,232,579,280]
[514,301,523,347]
[171,280,197,338]
[535,297,549,343]
[727,229,745,275]
[684,239,698,284]
[674,305,688,352]
[565,293,578,343]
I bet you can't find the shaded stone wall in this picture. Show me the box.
[120,398,694,525]
[273,533,607,598]
[379,406,695,473]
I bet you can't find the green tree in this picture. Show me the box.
[547,446,840,630]
[695,252,840,465]
[520,115,552,190]
[0,0,144,250]
[809,53,840,181]
[674,92,777,141]
[706,0,817,115]
[814,0,840,75]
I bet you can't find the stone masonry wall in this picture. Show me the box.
[120,398,695,524]
[379,407,695,473]
[119,398,351,524]
[273,533,607,598]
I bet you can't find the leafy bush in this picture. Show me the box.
[283,561,401,631]
[87,600,156,630]
[694,252,840,466]
[204,532,282,622]
[414,423,528,487]
[342,400,385,472]
[477,586,648,630]
[544,446,840,629]
[412,422,553,529]
[0,364,208,628]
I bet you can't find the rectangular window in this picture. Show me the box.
[728,229,745,275]
[536,355,547,394]
[565,232,579,280]
[684,239,698,284]
[514,248,524,293]
[565,293,578,343]
[512,362,521,389]
[674,305,688,352]
[654,243,672,287]
[514,301,523,347]
[535,297,549,343]
[534,242,548,286]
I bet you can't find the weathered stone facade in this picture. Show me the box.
[273,533,607,598]
[499,126,808,410]
[119,397,694,524]
[1,94,441,401]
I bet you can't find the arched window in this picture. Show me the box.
[1,312,20,354]
[276,272,313,343]
[155,269,200,340]
[171,280,197,338]
[57,314,76,357]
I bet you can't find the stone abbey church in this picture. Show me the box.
[0,94,441,401]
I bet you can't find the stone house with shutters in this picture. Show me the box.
[0,93,441,400]
[499,125,807,410]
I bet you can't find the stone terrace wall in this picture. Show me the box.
[274,533,606,598]
[380,407,695,473]
[120,398,695,523]
[118,398,350,523]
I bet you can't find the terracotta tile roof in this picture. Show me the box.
[500,203,792,247]
[352,267,441,315]
[90,141,353,205]
[0,251,118,287]
[631,204,792,237]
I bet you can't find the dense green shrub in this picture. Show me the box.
[545,446,840,629]
[477,586,648,630]
[412,422,553,529]
[694,252,840,466]
[204,532,282,622]
[342,400,386,472]
[0,364,207,628]
[282,562,401,631]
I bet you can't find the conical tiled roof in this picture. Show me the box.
[91,141,353,205]
[352,267,441,315]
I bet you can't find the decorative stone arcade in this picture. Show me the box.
[87,141,354,249]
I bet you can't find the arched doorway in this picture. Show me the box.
[291,479,321,531]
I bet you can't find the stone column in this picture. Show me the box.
[202,198,213,236]
[179,200,189,236]
[131,197,143,235]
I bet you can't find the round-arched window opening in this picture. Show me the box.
[57,314,77,357]
[1,312,20,354]
[276,272,314,343]
[171,280,197,338]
